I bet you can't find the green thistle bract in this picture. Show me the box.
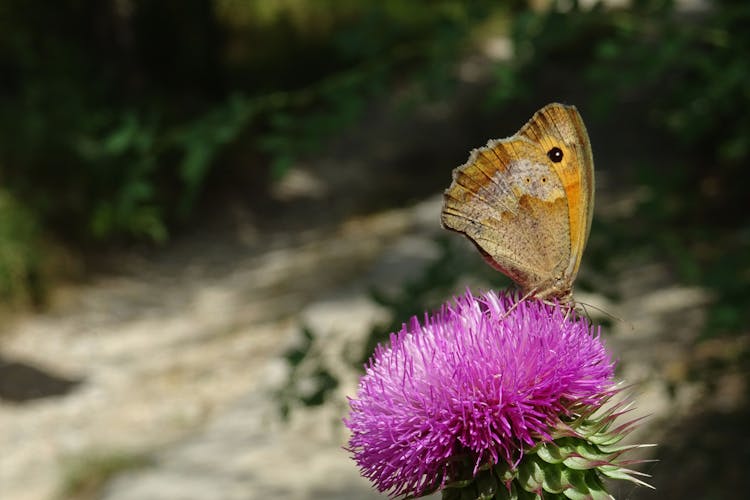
[442,389,654,499]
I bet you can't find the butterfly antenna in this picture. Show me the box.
[576,299,631,328]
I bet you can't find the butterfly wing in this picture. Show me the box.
[518,103,595,282]
[441,103,594,299]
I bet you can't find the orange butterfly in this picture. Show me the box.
[441,103,594,304]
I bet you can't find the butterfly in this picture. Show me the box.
[441,103,594,304]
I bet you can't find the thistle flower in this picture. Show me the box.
[345,290,651,499]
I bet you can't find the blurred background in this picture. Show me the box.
[0,0,748,499]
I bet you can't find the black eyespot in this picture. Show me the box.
[541,177,547,183]
[525,177,531,184]
[547,147,563,163]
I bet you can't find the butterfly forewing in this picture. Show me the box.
[518,104,595,279]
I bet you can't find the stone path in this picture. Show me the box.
[0,196,432,500]
[0,184,718,500]
[100,201,445,500]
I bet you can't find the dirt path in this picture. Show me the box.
[0,214,400,499]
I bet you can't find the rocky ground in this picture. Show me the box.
[0,55,742,499]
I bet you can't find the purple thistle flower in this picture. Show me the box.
[345,290,615,498]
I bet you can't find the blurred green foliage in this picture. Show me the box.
[278,326,340,419]
[0,189,43,305]
[0,0,492,243]
[57,449,152,500]
[0,0,496,301]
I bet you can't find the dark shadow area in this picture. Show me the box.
[613,404,750,500]
[0,355,82,402]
